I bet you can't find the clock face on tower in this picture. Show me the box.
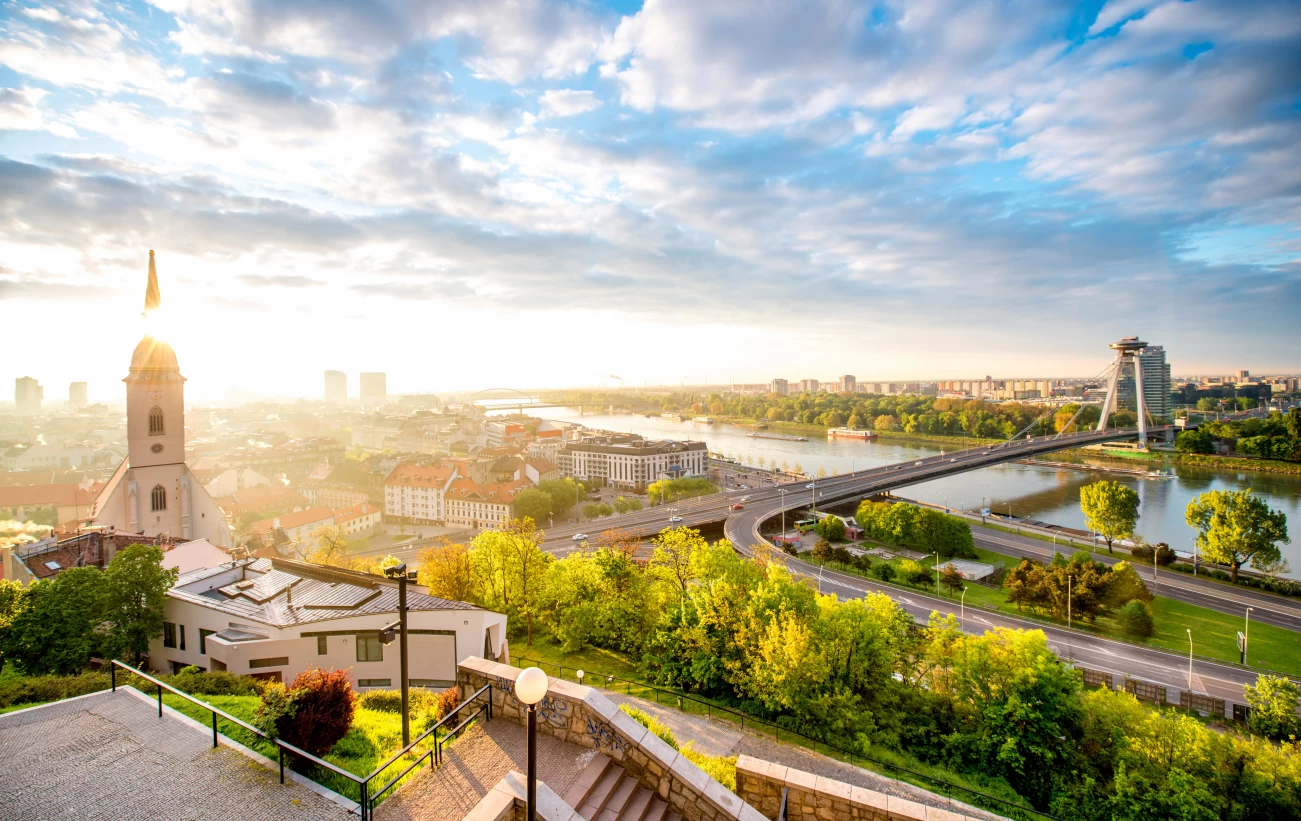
[148,391,163,401]
[151,444,164,454]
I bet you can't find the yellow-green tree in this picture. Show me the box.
[1079,480,1140,554]
[416,539,477,603]
[1186,489,1290,582]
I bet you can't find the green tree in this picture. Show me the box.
[1104,561,1152,608]
[1115,600,1155,638]
[1079,480,1140,554]
[101,544,179,666]
[874,414,898,431]
[1244,674,1300,740]
[1186,489,1290,582]
[537,479,581,516]
[940,564,965,596]
[648,526,708,618]
[512,488,553,523]
[0,578,24,671]
[1175,429,1215,454]
[415,539,477,603]
[470,518,552,646]
[2,568,107,675]
[815,516,845,541]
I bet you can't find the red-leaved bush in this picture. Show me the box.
[277,667,356,756]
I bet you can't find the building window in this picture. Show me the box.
[199,629,214,655]
[151,484,167,512]
[356,635,383,662]
[357,679,392,688]
[179,625,186,651]
[249,657,289,669]
[162,622,176,648]
[317,636,328,655]
[148,406,165,435]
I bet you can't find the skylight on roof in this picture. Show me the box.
[44,560,61,570]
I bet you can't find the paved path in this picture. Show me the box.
[0,689,352,821]
[376,719,595,821]
[601,691,1009,821]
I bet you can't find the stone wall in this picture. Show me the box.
[735,756,997,821]
[458,657,765,821]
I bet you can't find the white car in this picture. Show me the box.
[950,458,958,462]
[740,495,750,501]
[805,483,815,489]
[669,516,684,523]
[572,533,588,541]
[915,460,923,466]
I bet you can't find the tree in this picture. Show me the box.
[273,667,356,756]
[502,518,551,646]
[874,414,898,431]
[416,539,477,602]
[1244,674,1300,740]
[1079,480,1140,554]
[1,568,107,675]
[940,564,965,596]
[593,527,644,558]
[1186,490,1290,582]
[512,488,553,523]
[815,516,845,541]
[1104,561,1152,608]
[1176,429,1215,454]
[537,479,581,516]
[1115,600,1155,638]
[306,525,351,564]
[101,544,178,666]
[649,526,708,618]
[0,578,24,671]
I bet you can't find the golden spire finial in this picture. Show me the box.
[143,250,161,316]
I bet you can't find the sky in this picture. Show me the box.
[1,0,1299,403]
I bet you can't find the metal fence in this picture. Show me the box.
[110,660,491,821]
[515,656,1059,821]
[1077,666,1250,721]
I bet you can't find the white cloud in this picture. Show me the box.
[0,88,78,138]
[539,88,602,118]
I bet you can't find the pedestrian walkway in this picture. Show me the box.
[376,718,595,821]
[598,691,1008,821]
[0,688,353,821]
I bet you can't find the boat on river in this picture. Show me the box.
[827,427,877,440]
[747,432,808,442]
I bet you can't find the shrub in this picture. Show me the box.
[257,667,356,756]
[898,559,934,586]
[167,669,260,697]
[0,671,111,708]
[435,686,460,720]
[873,563,896,583]
[619,703,679,750]
[1116,600,1155,638]
[680,742,737,790]
[1130,542,1177,566]
[1244,675,1301,741]
[830,546,854,565]
[810,539,832,560]
[358,688,404,713]
[815,516,846,541]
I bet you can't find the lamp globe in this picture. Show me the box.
[515,667,549,706]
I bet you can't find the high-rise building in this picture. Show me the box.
[1235,369,1251,383]
[360,372,387,402]
[69,382,88,409]
[770,378,788,396]
[1115,344,1172,421]
[799,379,819,393]
[14,376,42,416]
[841,375,856,394]
[324,370,347,404]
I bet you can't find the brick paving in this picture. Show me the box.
[377,719,597,821]
[0,689,353,821]
[601,692,1008,821]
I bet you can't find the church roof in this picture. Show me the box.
[128,336,181,374]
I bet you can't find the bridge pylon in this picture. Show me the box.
[1096,336,1150,448]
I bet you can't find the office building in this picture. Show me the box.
[324,370,347,404]
[360,372,387,402]
[799,379,819,393]
[840,375,856,394]
[69,382,88,409]
[557,437,708,491]
[15,376,42,416]
[770,378,788,396]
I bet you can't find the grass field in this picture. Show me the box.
[802,542,1301,677]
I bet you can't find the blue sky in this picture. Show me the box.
[1,0,1299,401]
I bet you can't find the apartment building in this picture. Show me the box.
[333,502,381,536]
[557,438,708,491]
[443,478,530,529]
[383,464,456,524]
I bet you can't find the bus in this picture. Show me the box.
[794,519,818,534]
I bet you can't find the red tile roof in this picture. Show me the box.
[444,478,530,504]
[384,464,455,489]
[248,506,334,535]
[0,482,103,509]
[333,502,379,524]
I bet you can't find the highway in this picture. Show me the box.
[526,424,1296,703]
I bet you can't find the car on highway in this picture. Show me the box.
[572,533,588,541]
[729,503,744,510]
[915,460,923,466]
[950,458,957,462]
[805,483,815,488]
[740,495,750,501]
[669,516,684,523]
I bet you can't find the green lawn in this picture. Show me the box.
[802,545,1301,677]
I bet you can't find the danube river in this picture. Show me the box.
[518,408,1301,579]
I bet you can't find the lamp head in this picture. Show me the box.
[384,562,409,579]
[515,666,548,706]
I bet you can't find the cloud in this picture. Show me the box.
[0,88,78,138]
[539,88,602,118]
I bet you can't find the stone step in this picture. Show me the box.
[563,755,615,810]
[596,775,640,821]
[620,785,655,821]
[665,812,682,821]
[578,763,625,819]
[642,798,669,821]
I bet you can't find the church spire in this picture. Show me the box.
[143,250,161,316]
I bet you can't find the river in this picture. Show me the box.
[505,408,1301,579]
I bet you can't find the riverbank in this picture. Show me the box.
[1039,447,1301,476]
[717,417,1003,448]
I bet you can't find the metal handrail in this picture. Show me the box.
[110,660,494,821]
[516,656,1056,821]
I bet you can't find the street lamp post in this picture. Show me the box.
[1244,607,1253,665]
[380,562,416,746]
[1186,628,1194,691]
[1067,574,1072,631]
[514,667,549,821]
[779,489,787,538]
[960,587,967,632]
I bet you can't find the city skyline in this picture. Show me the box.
[2,0,1300,398]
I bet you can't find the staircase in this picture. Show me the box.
[563,754,682,821]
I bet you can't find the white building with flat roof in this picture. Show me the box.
[151,557,508,687]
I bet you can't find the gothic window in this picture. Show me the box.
[151,484,167,512]
[148,406,165,435]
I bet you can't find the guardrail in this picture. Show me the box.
[110,660,492,821]
[515,656,1057,821]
